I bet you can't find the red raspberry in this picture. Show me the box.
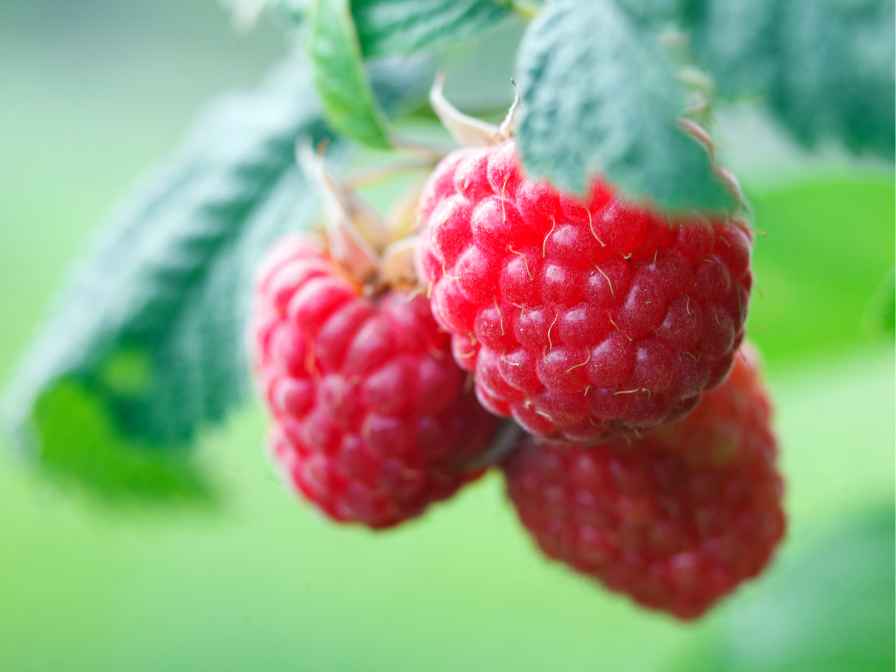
[252,235,498,529]
[418,141,752,443]
[502,348,785,620]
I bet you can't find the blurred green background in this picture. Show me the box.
[1,3,893,671]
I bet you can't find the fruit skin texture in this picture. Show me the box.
[252,235,498,529]
[417,141,752,443]
[502,348,785,620]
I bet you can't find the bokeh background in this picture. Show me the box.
[1,3,893,671]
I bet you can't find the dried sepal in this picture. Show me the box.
[380,236,420,290]
[298,143,384,283]
[430,74,507,147]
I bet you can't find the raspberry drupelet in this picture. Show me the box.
[418,141,752,443]
[502,347,785,620]
[252,235,498,529]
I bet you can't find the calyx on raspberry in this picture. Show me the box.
[503,347,785,620]
[416,82,752,443]
[251,151,499,528]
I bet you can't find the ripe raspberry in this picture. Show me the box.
[502,348,785,620]
[252,235,498,529]
[418,141,752,443]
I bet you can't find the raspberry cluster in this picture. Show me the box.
[250,137,784,621]
[418,141,752,443]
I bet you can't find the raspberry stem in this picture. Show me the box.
[464,421,524,472]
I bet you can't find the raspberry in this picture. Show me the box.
[252,235,498,529]
[418,141,752,443]
[502,348,785,620]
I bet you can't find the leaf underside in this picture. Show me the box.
[516,0,734,212]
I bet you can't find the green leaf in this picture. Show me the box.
[4,61,323,498]
[672,507,895,672]
[307,0,393,148]
[352,0,512,58]
[29,381,216,504]
[4,56,428,499]
[516,0,735,212]
[687,0,895,159]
